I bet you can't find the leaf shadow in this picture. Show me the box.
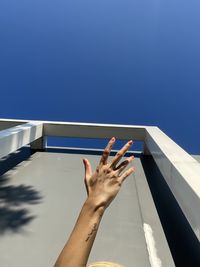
[0,147,43,234]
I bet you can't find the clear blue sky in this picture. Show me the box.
[0,0,200,153]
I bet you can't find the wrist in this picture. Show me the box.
[84,197,106,216]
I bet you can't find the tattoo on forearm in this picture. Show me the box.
[85,223,98,242]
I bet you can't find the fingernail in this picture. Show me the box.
[111,137,115,141]
[129,140,133,144]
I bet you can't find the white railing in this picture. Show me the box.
[0,118,199,241]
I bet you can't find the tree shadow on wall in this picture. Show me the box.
[0,147,43,234]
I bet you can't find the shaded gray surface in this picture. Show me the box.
[0,149,174,267]
[142,155,200,267]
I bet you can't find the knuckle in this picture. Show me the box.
[107,167,112,173]
[116,179,122,186]
[114,173,118,178]
[124,171,128,177]
[104,149,110,156]
[108,141,113,147]
[105,165,113,173]
[101,165,107,172]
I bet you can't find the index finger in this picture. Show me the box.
[110,140,133,168]
[99,137,116,166]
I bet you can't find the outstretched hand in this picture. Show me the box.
[83,137,135,210]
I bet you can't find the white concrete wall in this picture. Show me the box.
[145,126,200,240]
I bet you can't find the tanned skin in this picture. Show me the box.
[53,137,135,267]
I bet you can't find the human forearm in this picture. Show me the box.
[54,198,105,267]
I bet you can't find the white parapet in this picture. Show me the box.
[0,119,146,140]
[0,121,43,159]
[145,126,200,240]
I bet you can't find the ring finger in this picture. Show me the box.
[115,155,134,174]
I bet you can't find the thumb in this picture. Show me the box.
[82,158,92,179]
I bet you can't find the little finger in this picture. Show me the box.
[118,167,135,184]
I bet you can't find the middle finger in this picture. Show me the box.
[110,140,133,168]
